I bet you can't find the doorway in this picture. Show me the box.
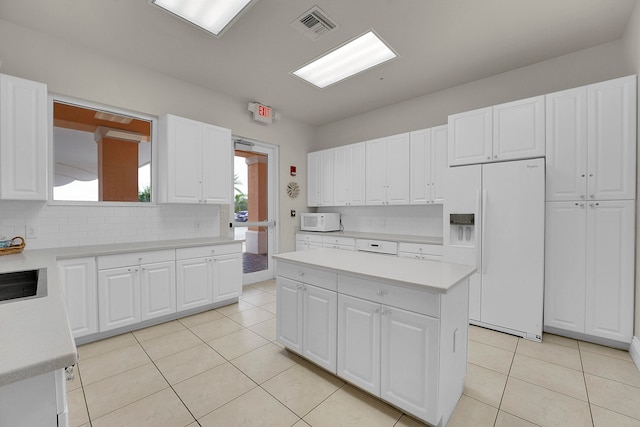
[232,138,278,285]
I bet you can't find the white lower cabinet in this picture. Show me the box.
[57,257,98,339]
[295,233,323,251]
[277,259,468,426]
[176,243,242,311]
[97,250,176,332]
[337,294,381,394]
[0,369,67,427]
[276,268,338,373]
[545,200,635,344]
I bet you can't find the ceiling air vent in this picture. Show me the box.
[292,6,338,41]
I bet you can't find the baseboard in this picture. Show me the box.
[631,336,640,372]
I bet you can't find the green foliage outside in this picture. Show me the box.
[234,174,247,212]
[138,185,151,202]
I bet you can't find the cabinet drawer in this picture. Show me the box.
[176,243,241,260]
[398,242,443,256]
[338,275,440,318]
[277,261,337,291]
[98,249,175,270]
[322,235,355,246]
[296,233,324,244]
[323,243,355,251]
[356,239,398,255]
[398,252,441,261]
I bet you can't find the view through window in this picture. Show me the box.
[53,100,152,202]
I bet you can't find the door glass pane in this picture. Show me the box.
[234,150,269,275]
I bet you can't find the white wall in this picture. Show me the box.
[314,40,630,149]
[0,18,315,252]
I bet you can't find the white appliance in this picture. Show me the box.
[443,158,545,341]
[300,213,341,232]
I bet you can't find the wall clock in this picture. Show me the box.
[286,181,300,198]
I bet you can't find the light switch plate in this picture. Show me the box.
[25,225,39,239]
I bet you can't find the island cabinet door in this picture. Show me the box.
[337,294,381,396]
[276,277,303,354]
[380,306,439,423]
[302,284,337,373]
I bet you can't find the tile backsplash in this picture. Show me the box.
[0,201,221,250]
[318,205,443,237]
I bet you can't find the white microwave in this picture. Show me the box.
[300,213,341,232]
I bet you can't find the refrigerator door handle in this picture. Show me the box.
[481,189,488,274]
[476,189,482,270]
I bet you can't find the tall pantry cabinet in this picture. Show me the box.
[544,75,636,345]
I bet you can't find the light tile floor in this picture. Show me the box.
[67,279,640,427]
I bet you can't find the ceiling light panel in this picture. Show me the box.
[293,31,397,89]
[150,0,256,37]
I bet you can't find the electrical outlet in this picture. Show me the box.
[194,220,201,231]
[25,225,39,239]
[291,210,296,217]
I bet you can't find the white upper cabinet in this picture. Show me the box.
[448,96,545,166]
[410,126,447,204]
[0,74,48,200]
[307,149,334,206]
[333,142,365,206]
[545,87,588,201]
[366,133,410,205]
[159,114,232,204]
[587,76,636,201]
[448,106,492,166]
[307,151,320,207]
[546,76,636,202]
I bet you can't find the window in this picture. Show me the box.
[52,99,153,203]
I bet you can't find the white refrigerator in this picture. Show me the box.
[443,158,545,341]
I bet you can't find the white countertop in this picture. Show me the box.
[274,248,475,293]
[0,237,242,387]
[296,230,443,245]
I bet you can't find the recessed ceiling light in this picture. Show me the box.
[292,31,398,89]
[150,0,256,37]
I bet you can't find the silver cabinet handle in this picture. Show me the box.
[374,308,380,314]
[589,194,595,199]
[298,271,304,276]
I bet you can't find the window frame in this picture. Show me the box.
[47,94,158,206]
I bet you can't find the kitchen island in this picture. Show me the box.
[274,248,475,427]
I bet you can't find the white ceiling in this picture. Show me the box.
[0,0,636,126]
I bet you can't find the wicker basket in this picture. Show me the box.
[0,236,25,256]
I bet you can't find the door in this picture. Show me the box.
[545,87,588,201]
[544,202,586,333]
[307,151,320,207]
[587,76,636,201]
[381,306,439,423]
[386,133,410,205]
[0,74,48,200]
[442,164,482,321]
[140,261,176,321]
[98,266,141,331]
[448,106,492,166]
[58,257,97,338]
[319,149,334,206]
[276,277,303,353]
[481,159,544,338]
[365,137,387,205]
[585,200,635,342]
[303,284,337,373]
[202,123,233,204]
[409,129,431,205]
[166,115,202,203]
[430,125,448,204]
[233,139,278,284]
[492,95,545,161]
[333,145,349,206]
[176,257,212,311]
[337,294,380,395]
[349,142,366,205]
[212,253,242,302]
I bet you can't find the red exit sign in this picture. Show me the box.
[251,102,273,124]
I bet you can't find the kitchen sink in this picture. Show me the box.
[0,268,47,304]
